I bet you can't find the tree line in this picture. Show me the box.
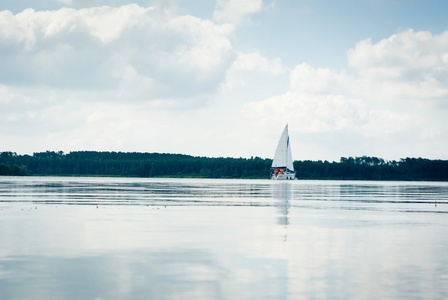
[0,151,447,181]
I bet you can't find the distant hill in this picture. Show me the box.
[1,151,447,181]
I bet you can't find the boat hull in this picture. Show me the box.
[271,172,296,180]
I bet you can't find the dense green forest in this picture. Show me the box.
[0,151,447,181]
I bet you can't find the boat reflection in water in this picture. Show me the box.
[271,182,291,227]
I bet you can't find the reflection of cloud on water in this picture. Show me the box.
[4,178,448,299]
[0,250,221,299]
[0,249,287,300]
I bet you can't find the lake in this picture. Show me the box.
[0,177,447,299]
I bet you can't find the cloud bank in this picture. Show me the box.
[243,29,448,160]
[1,1,447,161]
[0,4,235,104]
[0,2,277,156]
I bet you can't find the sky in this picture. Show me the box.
[1,0,448,162]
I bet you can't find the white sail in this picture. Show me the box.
[271,124,294,171]
[286,133,294,171]
[271,124,295,180]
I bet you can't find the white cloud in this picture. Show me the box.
[0,2,292,158]
[0,4,235,104]
[0,85,85,136]
[348,29,448,76]
[289,63,353,95]
[348,29,448,102]
[242,62,366,134]
[222,51,286,91]
[232,51,285,75]
[55,0,73,4]
[213,0,263,25]
[1,0,448,162]
[242,93,367,134]
[242,29,448,160]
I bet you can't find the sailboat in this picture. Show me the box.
[271,124,296,180]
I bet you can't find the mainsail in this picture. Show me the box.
[271,124,295,179]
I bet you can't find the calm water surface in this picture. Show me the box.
[1,177,447,299]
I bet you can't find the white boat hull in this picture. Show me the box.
[271,172,296,180]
